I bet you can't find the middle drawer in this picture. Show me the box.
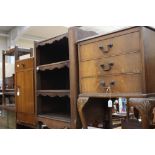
[80,52,142,78]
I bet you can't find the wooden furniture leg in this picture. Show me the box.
[129,98,155,129]
[127,98,130,119]
[77,97,89,129]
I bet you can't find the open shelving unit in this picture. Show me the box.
[35,27,97,129]
[35,33,72,128]
[0,46,33,128]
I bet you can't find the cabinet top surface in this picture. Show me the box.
[77,26,155,43]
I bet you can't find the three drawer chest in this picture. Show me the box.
[77,26,155,129]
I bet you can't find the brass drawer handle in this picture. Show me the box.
[109,80,115,86]
[99,80,116,88]
[99,43,113,53]
[100,62,114,71]
[100,80,106,87]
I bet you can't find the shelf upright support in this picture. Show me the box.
[2,50,6,106]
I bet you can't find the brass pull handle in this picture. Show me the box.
[100,81,106,87]
[100,62,114,71]
[109,80,115,86]
[100,80,115,88]
[99,43,113,53]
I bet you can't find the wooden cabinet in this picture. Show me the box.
[78,27,155,96]
[15,58,36,127]
[77,26,155,129]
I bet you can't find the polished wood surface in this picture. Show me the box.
[15,58,34,71]
[79,31,140,61]
[80,52,142,77]
[78,27,155,97]
[80,74,142,94]
[15,58,36,127]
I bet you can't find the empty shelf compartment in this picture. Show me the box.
[37,67,70,90]
[36,36,69,65]
[37,96,71,120]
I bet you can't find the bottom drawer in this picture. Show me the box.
[80,74,142,94]
[17,113,36,126]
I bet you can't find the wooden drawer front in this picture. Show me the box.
[80,52,142,77]
[79,31,140,61]
[80,74,142,93]
[16,58,34,71]
[17,113,36,126]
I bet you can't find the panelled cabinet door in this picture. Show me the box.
[15,58,35,126]
[23,69,34,114]
[16,71,25,113]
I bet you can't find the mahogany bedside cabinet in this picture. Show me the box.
[77,26,155,129]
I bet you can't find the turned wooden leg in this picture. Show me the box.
[77,97,89,129]
[129,98,155,129]
[152,107,155,124]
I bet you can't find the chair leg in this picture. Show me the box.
[129,98,155,129]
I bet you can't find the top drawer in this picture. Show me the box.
[15,58,34,71]
[79,31,140,61]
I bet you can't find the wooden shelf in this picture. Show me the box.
[0,105,16,112]
[37,90,70,97]
[4,47,32,56]
[37,60,70,71]
[3,48,16,56]
[38,113,70,122]
[5,89,15,91]
[4,92,15,96]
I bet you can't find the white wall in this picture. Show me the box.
[16,38,34,49]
